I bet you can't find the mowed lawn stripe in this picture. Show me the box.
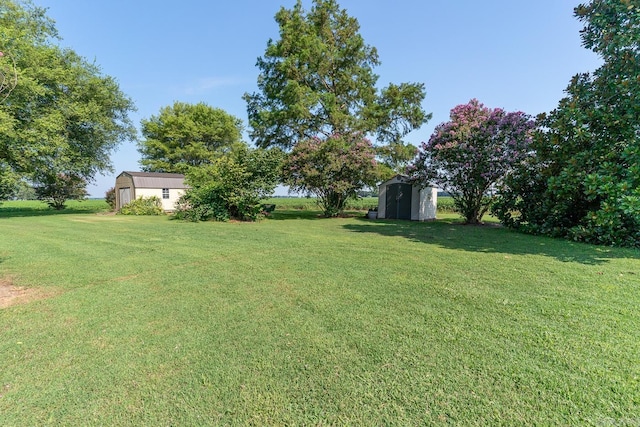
[0,203,638,425]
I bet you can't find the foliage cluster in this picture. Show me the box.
[138,101,243,174]
[282,133,377,217]
[0,163,17,200]
[493,1,640,247]
[174,145,282,222]
[0,49,17,101]
[374,141,418,182]
[119,196,164,216]
[243,0,428,150]
[11,180,36,200]
[137,102,272,222]
[104,187,116,211]
[409,99,535,224]
[34,173,88,210]
[0,0,135,206]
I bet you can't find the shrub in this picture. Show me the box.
[174,185,230,222]
[174,145,283,222]
[492,4,640,248]
[119,196,164,216]
[105,187,116,211]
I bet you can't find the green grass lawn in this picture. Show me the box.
[0,201,638,425]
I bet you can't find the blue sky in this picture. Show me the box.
[36,0,601,196]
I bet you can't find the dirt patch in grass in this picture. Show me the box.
[0,278,55,309]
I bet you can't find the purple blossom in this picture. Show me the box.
[407,99,535,223]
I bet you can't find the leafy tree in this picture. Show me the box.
[0,50,18,102]
[244,0,428,215]
[34,173,88,210]
[10,179,36,200]
[138,102,243,174]
[175,145,283,222]
[282,133,377,217]
[0,0,136,198]
[493,0,640,247]
[375,141,418,182]
[244,0,428,149]
[0,164,18,200]
[408,99,535,224]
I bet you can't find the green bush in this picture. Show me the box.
[175,145,282,222]
[174,185,231,222]
[105,187,116,211]
[119,196,164,216]
[282,134,378,217]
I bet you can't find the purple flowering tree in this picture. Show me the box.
[407,99,535,224]
[283,133,378,217]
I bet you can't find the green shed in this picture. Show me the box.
[377,175,437,221]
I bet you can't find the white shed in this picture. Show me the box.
[377,175,438,221]
[115,171,189,212]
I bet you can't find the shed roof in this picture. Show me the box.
[379,174,437,188]
[120,171,188,189]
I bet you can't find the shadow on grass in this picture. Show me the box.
[267,209,366,221]
[343,217,638,265]
[0,206,110,218]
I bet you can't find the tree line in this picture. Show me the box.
[1,0,637,247]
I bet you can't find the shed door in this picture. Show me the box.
[119,187,131,208]
[385,183,412,220]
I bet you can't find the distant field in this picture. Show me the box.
[265,196,378,211]
[0,201,638,425]
[265,196,458,213]
[0,196,458,216]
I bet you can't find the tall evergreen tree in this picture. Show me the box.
[243,0,429,150]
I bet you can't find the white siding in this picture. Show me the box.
[411,186,421,221]
[136,188,185,212]
[418,187,438,221]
